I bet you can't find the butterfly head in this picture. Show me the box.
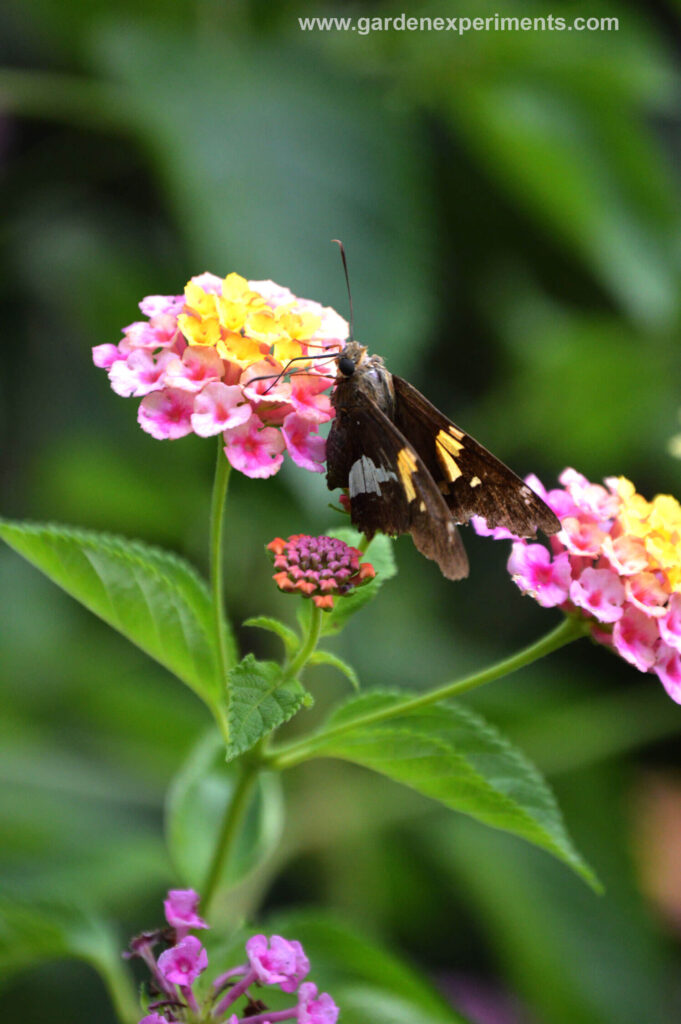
[336,340,367,378]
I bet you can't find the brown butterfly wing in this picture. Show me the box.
[392,376,560,537]
[326,396,469,580]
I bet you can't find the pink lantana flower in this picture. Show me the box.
[659,593,681,651]
[164,345,225,392]
[507,544,572,608]
[297,982,340,1024]
[163,889,208,938]
[223,419,286,478]
[139,294,184,317]
[475,468,681,702]
[245,934,309,990]
[124,316,180,351]
[470,516,518,541]
[559,517,607,558]
[138,388,196,440]
[241,360,293,407]
[625,572,669,617]
[654,643,681,702]
[191,383,252,437]
[569,568,625,624]
[612,607,659,672]
[524,472,581,520]
[109,350,177,398]
[279,940,310,994]
[602,534,650,576]
[559,468,620,519]
[157,935,208,987]
[92,343,122,369]
[290,373,334,421]
[282,412,327,473]
[94,272,347,479]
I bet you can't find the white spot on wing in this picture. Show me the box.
[349,455,398,497]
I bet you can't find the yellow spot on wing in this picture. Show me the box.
[470,476,481,487]
[438,429,463,455]
[436,429,463,482]
[449,425,464,441]
[397,447,418,503]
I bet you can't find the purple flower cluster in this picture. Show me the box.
[127,889,338,1024]
[267,534,376,610]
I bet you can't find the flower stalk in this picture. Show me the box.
[210,437,235,683]
[201,762,260,917]
[286,604,323,679]
[265,615,587,771]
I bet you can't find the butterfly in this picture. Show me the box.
[325,340,560,580]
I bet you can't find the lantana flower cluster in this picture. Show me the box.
[267,534,376,610]
[128,889,338,1024]
[93,273,348,478]
[474,468,681,702]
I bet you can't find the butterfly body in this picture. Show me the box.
[326,341,560,580]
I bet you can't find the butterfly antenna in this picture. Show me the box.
[250,353,337,394]
[332,239,355,341]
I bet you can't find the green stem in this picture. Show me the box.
[286,604,323,679]
[266,616,587,770]
[202,465,327,915]
[210,439,235,687]
[202,763,259,917]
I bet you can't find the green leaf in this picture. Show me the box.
[166,729,283,891]
[0,519,228,706]
[309,692,598,889]
[226,655,307,760]
[0,897,112,974]
[431,808,668,1024]
[243,616,298,657]
[321,531,397,636]
[0,897,138,1020]
[308,650,360,692]
[447,76,681,330]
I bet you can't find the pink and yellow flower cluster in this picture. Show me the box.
[93,273,348,478]
[474,468,681,703]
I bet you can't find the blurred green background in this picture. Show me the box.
[2,0,681,1020]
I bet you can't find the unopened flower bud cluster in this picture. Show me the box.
[268,534,376,609]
